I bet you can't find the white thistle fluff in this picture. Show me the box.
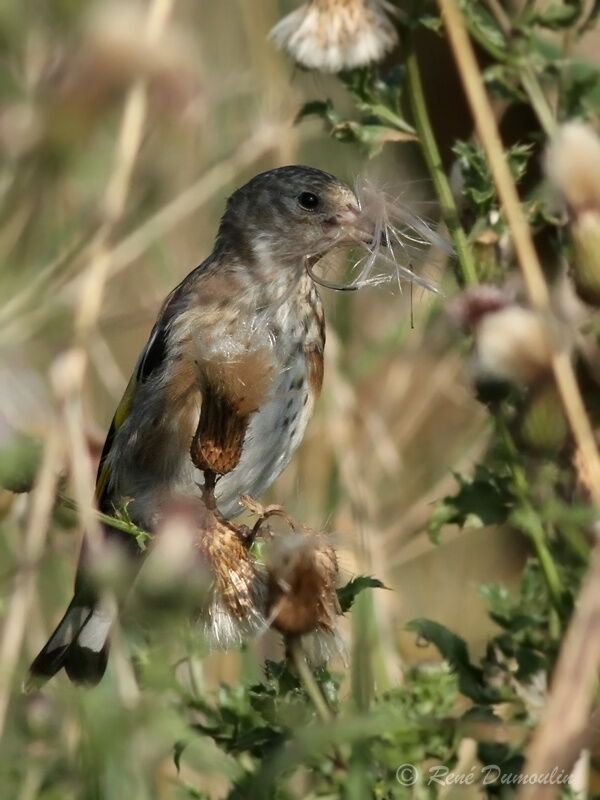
[475,306,554,386]
[270,0,398,73]
[203,578,268,651]
[308,178,450,294]
[545,121,600,214]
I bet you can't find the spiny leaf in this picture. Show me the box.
[528,1,582,29]
[428,464,513,542]
[173,740,187,773]
[337,576,386,613]
[295,99,340,127]
[406,618,501,704]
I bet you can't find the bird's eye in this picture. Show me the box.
[298,191,320,211]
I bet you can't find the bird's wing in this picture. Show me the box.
[95,276,191,512]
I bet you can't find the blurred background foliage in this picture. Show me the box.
[0,0,599,798]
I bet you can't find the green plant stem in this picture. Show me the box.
[518,64,556,137]
[554,522,589,564]
[404,33,478,287]
[290,639,333,723]
[496,419,566,615]
[464,8,556,137]
[58,491,151,545]
[516,509,565,614]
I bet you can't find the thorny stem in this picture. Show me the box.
[467,3,557,137]
[515,512,565,617]
[58,492,151,547]
[289,638,334,724]
[519,65,557,137]
[403,32,479,287]
[496,418,566,617]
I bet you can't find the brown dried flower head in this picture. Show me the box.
[198,513,267,649]
[270,0,398,73]
[150,497,267,647]
[265,530,344,662]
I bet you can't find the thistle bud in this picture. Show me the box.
[519,381,568,455]
[570,215,600,305]
[270,0,398,74]
[545,122,600,305]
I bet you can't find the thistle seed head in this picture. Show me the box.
[270,0,398,74]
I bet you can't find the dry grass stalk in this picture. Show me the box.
[59,124,287,305]
[74,0,177,344]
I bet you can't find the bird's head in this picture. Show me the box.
[216,165,371,273]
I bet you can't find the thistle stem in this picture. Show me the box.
[289,638,333,723]
[517,510,566,617]
[496,418,566,617]
[404,33,479,287]
[58,491,151,545]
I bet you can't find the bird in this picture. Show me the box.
[28,165,371,687]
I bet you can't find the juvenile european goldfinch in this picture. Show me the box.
[29,165,370,686]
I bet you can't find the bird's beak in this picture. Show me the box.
[327,203,374,245]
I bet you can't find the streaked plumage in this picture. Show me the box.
[29,165,367,686]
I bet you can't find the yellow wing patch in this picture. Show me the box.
[95,375,137,503]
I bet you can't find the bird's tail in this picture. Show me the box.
[26,598,113,688]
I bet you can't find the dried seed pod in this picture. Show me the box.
[545,123,600,215]
[143,497,267,646]
[545,122,600,306]
[197,509,267,648]
[265,530,343,662]
[519,381,568,455]
[270,0,398,73]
